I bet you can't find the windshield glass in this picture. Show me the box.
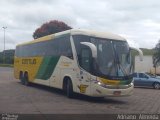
[73,35,132,78]
[91,38,116,76]
[91,38,131,77]
[113,41,131,75]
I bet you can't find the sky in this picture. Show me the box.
[0,0,160,51]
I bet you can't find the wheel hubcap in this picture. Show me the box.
[155,84,160,89]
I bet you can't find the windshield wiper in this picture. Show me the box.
[113,45,127,76]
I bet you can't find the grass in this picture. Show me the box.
[132,48,155,56]
[0,64,13,67]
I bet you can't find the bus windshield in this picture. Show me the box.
[73,35,132,79]
[91,38,131,77]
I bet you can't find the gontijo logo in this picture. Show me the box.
[22,59,36,64]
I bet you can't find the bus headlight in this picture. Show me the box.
[92,79,107,88]
[98,82,101,85]
[127,82,133,87]
[98,81,107,88]
[130,82,134,86]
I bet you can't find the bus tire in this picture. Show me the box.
[66,79,74,98]
[19,72,25,85]
[24,72,30,86]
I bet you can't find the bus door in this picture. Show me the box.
[78,48,91,95]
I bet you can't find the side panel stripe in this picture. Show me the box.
[36,56,60,80]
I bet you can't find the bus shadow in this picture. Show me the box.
[134,86,155,90]
[73,94,127,104]
[17,82,65,96]
[17,82,128,104]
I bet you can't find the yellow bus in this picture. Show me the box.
[14,29,143,98]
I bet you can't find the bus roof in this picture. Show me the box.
[17,29,126,46]
[70,29,126,41]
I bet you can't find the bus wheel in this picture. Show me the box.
[66,79,74,98]
[24,73,30,86]
[20,72,25,85]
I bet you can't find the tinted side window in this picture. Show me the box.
[42,39,60,56]
[73,35,91,72]
[15,34,72,58]
[57,35,73,58]
[73,35,90,57]
[133,73,137,77]
[80,48,91,72]
[139,73,148,78]
[139,73,143,78]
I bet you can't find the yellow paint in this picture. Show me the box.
[98,77,120,85]
[78,84,88,93]
[60,61,72,67]
[63,64,69,67]
[17,34,54,46]
[14,56,43,81]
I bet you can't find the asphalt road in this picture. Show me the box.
[0,67,160,114]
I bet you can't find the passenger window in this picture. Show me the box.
[139,73,148,79]
[80,48,91,72]
[143,75,149,79]
[56,35,73,59]
[16,34,73,58]
[133,73,137,77]
[139,73,144,78]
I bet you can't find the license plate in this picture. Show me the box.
[113,91,121,96]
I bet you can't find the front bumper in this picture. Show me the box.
[91,83,134,97]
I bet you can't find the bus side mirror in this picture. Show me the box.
[130,47,143,61]
[80,42,97,58]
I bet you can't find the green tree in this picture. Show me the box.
[33,20,72,39]
[153,40,160,68]
[0,53,3,63]
[0,50,15,64]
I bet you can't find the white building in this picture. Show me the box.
[134,55,160,74]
